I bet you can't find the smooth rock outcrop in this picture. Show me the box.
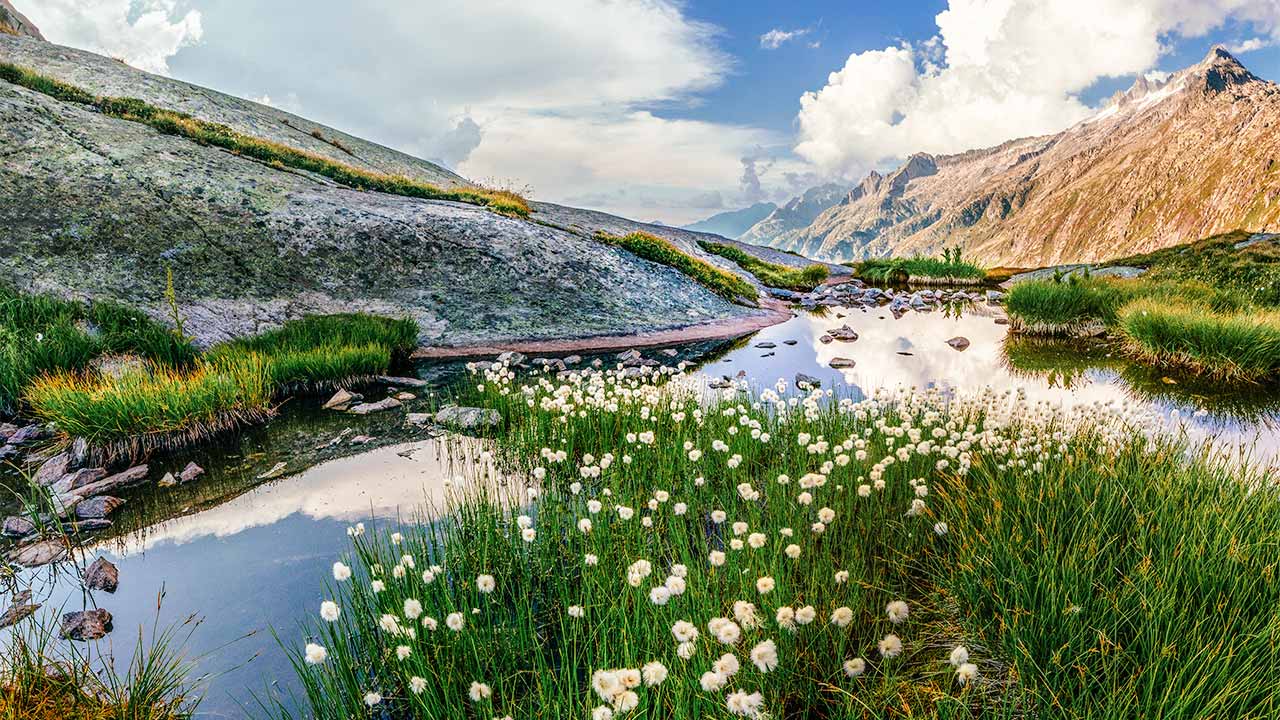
[75,496,125,520]
[0,34,775,349]
[8,538,68,567]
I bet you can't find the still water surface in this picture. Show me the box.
[7,300,1279,717]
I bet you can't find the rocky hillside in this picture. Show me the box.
[0,30,787,348]
[748,48,1280,267]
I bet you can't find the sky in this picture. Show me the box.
[20,0,1280,225]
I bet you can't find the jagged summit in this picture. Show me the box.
[744,46,1280,266]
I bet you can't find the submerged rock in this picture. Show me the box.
[75,496,125,520]
[829,357,857,369]
[795,373,821,389]
[0,592,39,630]
[84,557,119,594]
[434,406,501,430]
[377,375,428,388]
[179,462,205,484]
[2,515,35,538]
[61,608,113,641]
[755,342,776,349]
[323,388,361,410]
[405,413,433,427]
[828,325,859,342]
[8,538,69,568]
[348,397,402,415]
[946,336,971,351]
[350,435,374,445]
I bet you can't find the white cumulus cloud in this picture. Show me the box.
[795,0,1280,174]
[24,0,202,75]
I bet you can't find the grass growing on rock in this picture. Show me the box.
[0,598,205,720]
[0,61,530,218]
[0,285,196,414]
[697,242,828,291]
[281,361,1280,719]
[20,310,419,451]
[1111,230,1280,307]
[599,232,757,304]
[24,354,274,452]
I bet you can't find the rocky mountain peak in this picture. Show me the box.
[1192,45,1259,92]
[0,0,43,40]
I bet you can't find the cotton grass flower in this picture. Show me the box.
[672,620,699,643]
[319,601,340,622]
[886,600,909,624]
[468,681,492,702]
[476,574,496,593]
[409,676,427,694]
[879,633,903,658]
[726,690,766,718]
[304,643,327,665]
[755,576,775,594]
[831,606,853,627]
[843,657,866,677]
[749,639,778,672]
[949,646,969,667]
[699,671,727,692]
[568,605,585,618]
[363,691,382,707]
[708,617,742,645]
[332,562,351,582]
[404,599,423,619]
[641,660,668,686]
[446,612,465,632]
[955,662,979,685]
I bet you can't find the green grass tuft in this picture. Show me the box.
[0,285,195,414]
[24,354,273,448]
[598,232,757,303]
[855,254,987,283]
[697,241,828,291]
[1116,298,1280,381]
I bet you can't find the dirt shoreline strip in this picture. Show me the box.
[412,299,795,360]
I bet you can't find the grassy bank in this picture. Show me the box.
[0,61,529,218]
[1005,275,1280,380]
[7,292,420,452]
[25,354,274,453]
[697,241,828,291]
[0,285,196,414]
[280,362,1280,719]
[1111,230,1280,306]
[599,232,757,303]
[854,249,986,284]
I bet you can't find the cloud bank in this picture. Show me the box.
[24,0,202,75]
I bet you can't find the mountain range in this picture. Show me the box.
[743,47,1280,267]
[682,202,776,239]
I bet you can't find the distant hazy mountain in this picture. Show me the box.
[738,184,846,246]
[682,202,777,239]
[757,47,1280,267]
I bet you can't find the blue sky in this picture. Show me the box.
[23,0,1280,224]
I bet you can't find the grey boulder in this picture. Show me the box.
[61,608,113,641]
[435,406,501,430]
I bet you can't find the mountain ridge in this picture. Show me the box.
[683,202,777,239]
[747,47,1280,267]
